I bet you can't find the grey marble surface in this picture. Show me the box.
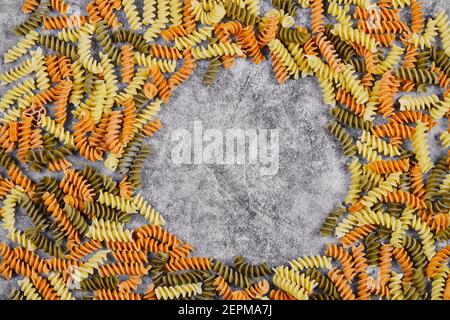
[0,0,449,299]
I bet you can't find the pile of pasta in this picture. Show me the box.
[0,0,449,300]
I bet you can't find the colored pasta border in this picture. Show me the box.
[0,0,449,300]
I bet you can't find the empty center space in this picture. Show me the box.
[141,59,348,265]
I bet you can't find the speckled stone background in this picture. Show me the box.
[0,0,449,299]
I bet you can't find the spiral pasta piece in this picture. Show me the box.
[86,218,133,242]
[411,121,433,173]
[21,0,41,14]
[44,15,87,30]
[165,257,212,272]
[155,283,202,300]
[289,255,332,271]
[119,44,135,84]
